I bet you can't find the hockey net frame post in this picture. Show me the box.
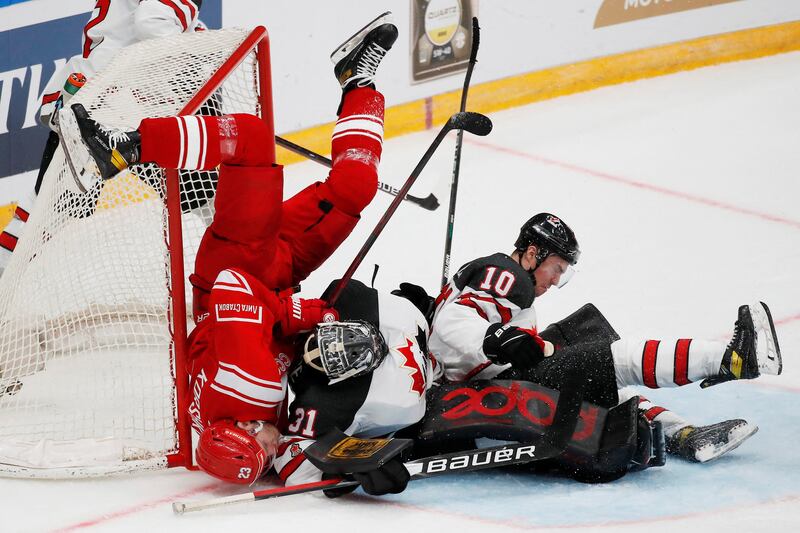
[165,26,275,470]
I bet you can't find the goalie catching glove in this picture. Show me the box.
[483,323,554,370]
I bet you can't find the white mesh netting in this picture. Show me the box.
[0,28,266,477]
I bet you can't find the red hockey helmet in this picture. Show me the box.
[195,420,271,485]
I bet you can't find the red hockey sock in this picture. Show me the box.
[139,114,274,170]
[320,88,385,216]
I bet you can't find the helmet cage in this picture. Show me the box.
[303,320,388,383]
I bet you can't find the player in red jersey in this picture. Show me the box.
[69,13,399,485]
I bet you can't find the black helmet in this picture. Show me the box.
[515,213,580,266]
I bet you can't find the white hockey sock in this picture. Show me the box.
[611,337,725,389]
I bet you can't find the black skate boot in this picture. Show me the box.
[331,12,398,93]
[71,103,141,180]
[701,302,782,388]
[666,420,758,463]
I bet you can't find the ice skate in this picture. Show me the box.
[701,302,782,388]
[70,103,141,181]
[331,12,398,92]
[666,420,758,463]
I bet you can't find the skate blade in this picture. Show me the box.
[695,423,758,463]
[752,301,782,375]
[330,11,394,64]
[57,106,101,194]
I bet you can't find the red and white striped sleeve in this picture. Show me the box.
[135,0,201,40]
[272,436,322,487]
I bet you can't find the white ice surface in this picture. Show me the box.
[3,52,800,532]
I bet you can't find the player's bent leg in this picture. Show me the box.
[280,88,385,284]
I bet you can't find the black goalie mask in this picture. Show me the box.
[302,320,388,383]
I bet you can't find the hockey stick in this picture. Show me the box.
[325,111,492,307]
[275,136,440,211]
[173,384,581,515]
[440,17,480,288]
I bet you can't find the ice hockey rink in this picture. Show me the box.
[3,49,799,533]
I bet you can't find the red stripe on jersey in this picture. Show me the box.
[459,292,512,323]
[673,339,692,386]
[456,299,488,321]
[82,0,111,58]
[177,0,197,20]
[434,285,453,308]
[0,232,18,252]
[643,406,667,421]
[277,453,307,482]
[159,0,189,31]
[464,361,493,380]
[41,92,61,105]
[642,340,660,388]
[14,206,29,222]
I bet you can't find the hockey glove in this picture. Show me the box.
[483,323,553,370]
[391,282,435,325]
[277,296,338,337]
[323,457,410,498]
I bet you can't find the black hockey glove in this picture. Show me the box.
[391,282,435,325]
[323,457,410,498]
[483,323,547,370]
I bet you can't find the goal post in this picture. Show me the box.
[0,26,275,478]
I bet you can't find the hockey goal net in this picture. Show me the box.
[0,27,274,477]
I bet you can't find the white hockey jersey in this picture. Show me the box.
[429,252,539,381]
[272,283,441,486]
[40,0,203,123]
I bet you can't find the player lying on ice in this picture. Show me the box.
[67,13,424,492]
[396,212,782,478]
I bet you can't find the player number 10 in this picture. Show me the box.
[479,267,515,296]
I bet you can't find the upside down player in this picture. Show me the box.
[69,13,409,490]
[407,213,782,470]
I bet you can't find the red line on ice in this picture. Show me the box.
[52,481,221,532]
[467,139,800,230]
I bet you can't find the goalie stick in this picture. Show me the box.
[275,136,440,211]
[440,17,480,288]
[172,378,582,514]
[325,111,492,307]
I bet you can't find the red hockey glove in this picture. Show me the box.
[483,323,554,370]
[277,296,338,337]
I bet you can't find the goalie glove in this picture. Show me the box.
[277,296,338,337]
[323,456,410,498]
[483,323,554,370]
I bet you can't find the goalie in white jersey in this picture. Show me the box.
[272,279,441,496]
[425,213,783,466]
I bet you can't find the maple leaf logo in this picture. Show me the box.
[396,338,425,396]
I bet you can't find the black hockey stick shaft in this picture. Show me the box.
[440,17,480,288]
[325,111,491,308]
[275,135,440,211]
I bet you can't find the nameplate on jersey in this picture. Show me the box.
[214,302,263,324]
